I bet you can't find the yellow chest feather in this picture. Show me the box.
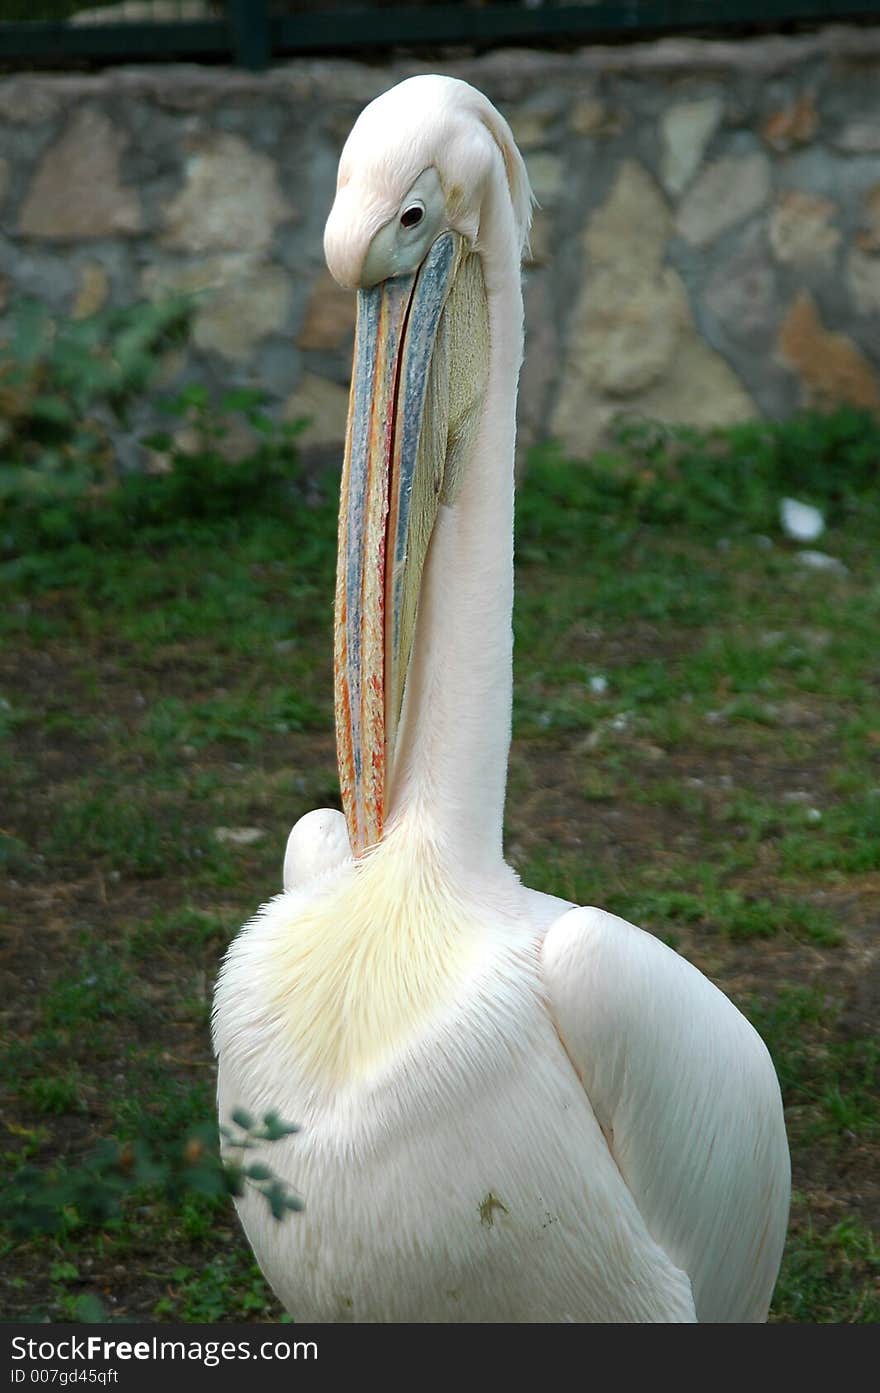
[265,843,481,1087]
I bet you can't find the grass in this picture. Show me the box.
[1,408,879,1321]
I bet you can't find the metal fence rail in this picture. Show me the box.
[2,0,879,69]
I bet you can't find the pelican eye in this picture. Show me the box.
[400,203,424,229]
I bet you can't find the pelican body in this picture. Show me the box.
[213,76,790,1322]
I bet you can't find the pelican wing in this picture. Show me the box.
[541,905,790,1322]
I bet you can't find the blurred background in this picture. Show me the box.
[3,1,880,467]
[1,0,878,1324]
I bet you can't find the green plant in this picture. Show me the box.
[152,1253,277,1322]
[774,1216,880,1323]
[0,1112,303,1240]
[0,297,191,519]
[22,1073,85,1117]
[518,409,880,550]
[0,299,319,559]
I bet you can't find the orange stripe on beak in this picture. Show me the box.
[334,234,461,857]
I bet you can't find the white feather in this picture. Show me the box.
[282,808,350,892]
[542,906,790,1321]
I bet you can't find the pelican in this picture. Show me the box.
[213,75,790,1323]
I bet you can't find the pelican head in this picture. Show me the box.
[324,75,531,290]
[323,76,531,860]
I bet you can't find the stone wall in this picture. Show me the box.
[1,26,879,469]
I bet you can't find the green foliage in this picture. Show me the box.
[22,1073,85,1118]
[0,1113,303,1241]
[152,1252,280,1322]
[0,830,31,874]
[0,297,190,523]
[46,786,234,880]
[747,988,880,1145]
[613,886,842,946]
[518,410,880,550]
[780,793,880,875]
[221,1111,304,1220]
[41,948,140,1028]
[133,385,307,525]
[0,302,311,557]
[128,906,231,956]
[144,687,324,752]
[774,1217,880,1323]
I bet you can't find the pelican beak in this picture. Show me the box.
[334,231,474,857]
